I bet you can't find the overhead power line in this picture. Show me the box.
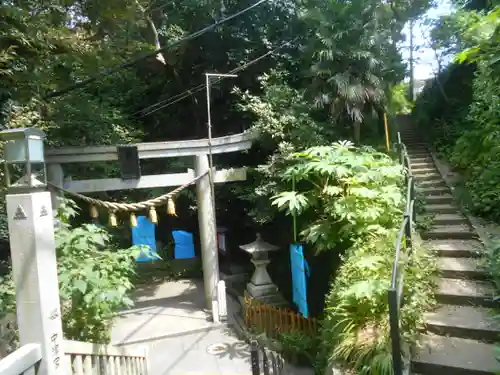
[138,38,298,117]
[43,0,268,100]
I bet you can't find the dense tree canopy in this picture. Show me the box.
[0,0,433,236]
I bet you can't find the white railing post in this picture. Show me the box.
[217,280,227,322]
[7,191,65,375]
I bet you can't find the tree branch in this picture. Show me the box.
[134,0,166,65]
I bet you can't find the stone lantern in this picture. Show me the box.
[239,233,287,306]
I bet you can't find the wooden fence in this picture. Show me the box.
[243,295,318,338]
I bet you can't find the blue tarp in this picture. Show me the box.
[290,243,309,318]
[132,216,158,262]
[172,230,195,259]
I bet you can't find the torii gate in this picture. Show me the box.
[45,132,255,312]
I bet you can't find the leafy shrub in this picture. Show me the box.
[0,198,141,345]
[318,233,436,374]
[272,142,437,374]
[56,199,139,342]
[278,330,318,366]
[272,142,404,251]
[449,62,500,221]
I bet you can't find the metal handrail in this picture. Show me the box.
[388,132,416,375]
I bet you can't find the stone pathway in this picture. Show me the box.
[113,278,313,374]
[144,324,313,375]
[400,128,500,375]
[111,279,217,345]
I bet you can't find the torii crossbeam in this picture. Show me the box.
[45,131,256,312]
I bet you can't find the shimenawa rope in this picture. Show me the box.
[47,171,208,226]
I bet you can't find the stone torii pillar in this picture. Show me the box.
[194,154,220,311]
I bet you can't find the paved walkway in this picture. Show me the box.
[112,278,313,375]
[148,326,252,375]
[146,324,313,375]
[112,279,215,345]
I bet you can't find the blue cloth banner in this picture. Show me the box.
[132,216,158,262]
[290,243,309,318]
[172,230,195,259]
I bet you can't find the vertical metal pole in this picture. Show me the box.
[404,215,412,249]
[388,288,404,375]
[250,340,260,375]
[384,113,390,152]
[410,178,416,223]
[205,73,216,205]
[262,347,269,375]
[409,19,415,101]
[397,132,403,164]
[205,74,222,320]
[7,191,65,375]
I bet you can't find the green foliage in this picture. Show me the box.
[271,142,404,252]
[234,70,336,224]
[484,238,500,291]
[278,330,318,366]
[387,83,414,115]
[482,238,500,372]
[271,142,437,373]
[414,5,500,222]
[0,270,14,319]
[0,198,142,344]
[56,198,141,342]
[303,0,421,129]
[317,234,437,374]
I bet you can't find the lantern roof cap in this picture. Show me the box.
[0,128,46,140]
[239,233,279,254]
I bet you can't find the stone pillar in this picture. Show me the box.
[194,154,220,312]
[6,191,65,375]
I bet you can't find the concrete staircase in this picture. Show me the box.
[399,129,500,375]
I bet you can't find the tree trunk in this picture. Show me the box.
[353,121,361,144]
[377,108,385,136]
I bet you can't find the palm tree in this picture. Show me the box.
[304,0,387,143]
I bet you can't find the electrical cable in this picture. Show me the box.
[43,0,268,100]
[138,38,297,117]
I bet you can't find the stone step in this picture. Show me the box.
[408,147,429,152]
[419,186,451,196]
[415,173,443,182]
[425,305,500,342]
[424,195,454,205]
[421,224,476,240]
[426,204,460,214]
[410,157,432,162]
[418,179,448,188]
[411,334,498,375]
[409,153,432,159]
[437,278,495,307]
[430,213,469,225]
[411,157,435,165]
[438,257,485,280]
[412,167,438,174]
[412,164,437,171]
[426,240,483,258]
